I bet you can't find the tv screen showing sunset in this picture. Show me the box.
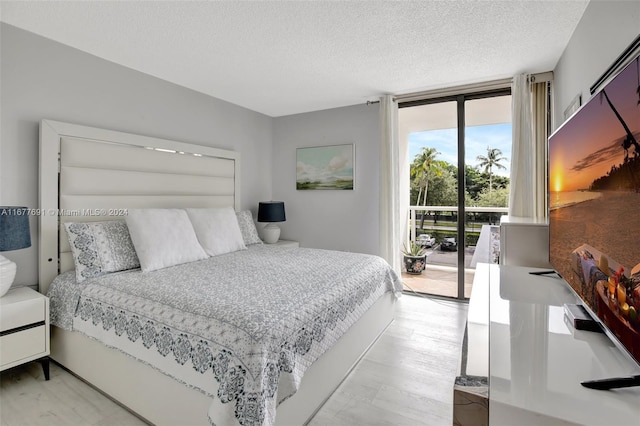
[549,55,640,363]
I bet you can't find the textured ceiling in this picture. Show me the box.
[1,1,589,117]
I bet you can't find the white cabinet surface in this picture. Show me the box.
[268,239,299,248]
[0,287,50,378]
[490,265,640,425]
[456,264,640,426]
[499,216,550,268]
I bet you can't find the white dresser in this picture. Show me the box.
[490,265,640,425]
[455,264,640,425]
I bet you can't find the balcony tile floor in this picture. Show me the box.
[402,265,474,298]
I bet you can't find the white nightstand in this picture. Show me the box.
[269,239,299,248]
[0,287,50,380]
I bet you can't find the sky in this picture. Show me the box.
[549,57,639,192]
[408,122,512,177]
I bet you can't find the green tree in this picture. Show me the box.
[428,165,458,206]
[476,186,510,207]
[491,174,510,191]
[476,147,507,193]
[411,147,445,207]
[465,165,487,200]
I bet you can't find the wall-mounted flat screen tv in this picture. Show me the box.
[549,52,640,366]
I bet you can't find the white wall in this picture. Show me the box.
[553,1,640,130]
[272,105,381,255]
[0,24,273,287]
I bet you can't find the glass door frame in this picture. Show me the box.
[400,88,511,300]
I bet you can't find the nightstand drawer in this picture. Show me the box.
[0,297,44,332]
[0,325,46,367]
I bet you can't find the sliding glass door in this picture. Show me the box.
[399,91,511,299]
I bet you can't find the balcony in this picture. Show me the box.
[403,206,507,298]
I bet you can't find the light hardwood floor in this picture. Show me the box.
[0,294,468,426]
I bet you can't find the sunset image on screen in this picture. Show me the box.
[549,56,640,362]
[549,57,640,209]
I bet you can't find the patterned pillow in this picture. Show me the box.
[65,221,140,282]
[236,210,263,245]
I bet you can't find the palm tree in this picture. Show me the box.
[411,147,444,205]
[600,89,639,161]
[411,147,444,228]
[476,147,507,193]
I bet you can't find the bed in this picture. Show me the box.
[38,120,401,425]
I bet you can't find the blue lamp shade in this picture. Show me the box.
[258,202,286,223]
[0,206,32,252]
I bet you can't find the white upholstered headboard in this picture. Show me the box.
[39,120,240,293]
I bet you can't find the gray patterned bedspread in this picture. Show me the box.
[48,245,401,426]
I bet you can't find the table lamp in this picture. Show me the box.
[0,206,32,297]
[257,201,286,244]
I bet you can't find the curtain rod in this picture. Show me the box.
[393,77,513,103]
[367,72,553,105]
[590,34,639,95]
[529,71,553,83]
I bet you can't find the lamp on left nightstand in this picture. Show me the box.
[258,201,286,244]
[0,206,32,297]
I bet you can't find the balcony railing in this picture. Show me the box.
[407,205,509,248]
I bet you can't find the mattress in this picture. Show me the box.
[48,245,402,425]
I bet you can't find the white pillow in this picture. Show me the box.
[186,207,246,257]
[125,209,207,272]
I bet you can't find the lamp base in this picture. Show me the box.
[0,254,17,297]
[262,223,281,244]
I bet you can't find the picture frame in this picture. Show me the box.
[296,144,354,190]
[564,94,581,120]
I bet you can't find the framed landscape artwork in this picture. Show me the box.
[296,144,354,190]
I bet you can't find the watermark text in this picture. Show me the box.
[1,208,129,217]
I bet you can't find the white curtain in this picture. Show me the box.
[509,74,548,220]
[379,95,401,275]
[531,80,548,219]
